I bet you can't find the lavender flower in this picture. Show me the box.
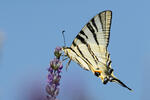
[46,46,63,100]
[54,47,62,59]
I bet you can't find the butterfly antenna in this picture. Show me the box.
[61,30,68,62]
[62,30,66,47]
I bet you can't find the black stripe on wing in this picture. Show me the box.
[99,14,104,32]
[74,58,89,71]
[80,30,88,39]
[72,41,77,47]
[107,12,112,46]
[69,47,92,66]
[98,11,112,47]
[72,34,98,65]
[72,30,87,47]
[76,34,86,44]
[86,22,99,45]
[87,44,99,63]
[91,18,98,32]
[76,45,92,65]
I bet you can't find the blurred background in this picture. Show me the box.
[0,0,149,100]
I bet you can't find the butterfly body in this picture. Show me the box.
[63,10,132,91]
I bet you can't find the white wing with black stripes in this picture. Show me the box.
[63,10,132,91]
[69,10,112,70]
[73,10,111,47]
[63,10,132,90]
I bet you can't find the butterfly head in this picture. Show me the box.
[62,47,71,57]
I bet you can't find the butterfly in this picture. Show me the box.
[62,10,132,91]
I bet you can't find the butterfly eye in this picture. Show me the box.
[94,72,101,77]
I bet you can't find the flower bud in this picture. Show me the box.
[54,47,62,59]
[50,58,61,70]
[54,88,59,96]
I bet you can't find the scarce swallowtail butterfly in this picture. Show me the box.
[63,10,132,91]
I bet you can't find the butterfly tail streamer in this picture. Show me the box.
[112,78,132,91]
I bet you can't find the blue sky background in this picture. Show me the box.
[0,0,149,100]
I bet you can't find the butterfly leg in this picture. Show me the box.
[63,57,68,61]
[66,59,71,71]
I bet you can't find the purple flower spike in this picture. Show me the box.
[46,46,63,100]
[55,47,62,51]
[47,74,53,84]
[48,67,53,73]
[54,88,59,96]
[50,58,62,71]
[54,46,62,59]
[59,64,63,70]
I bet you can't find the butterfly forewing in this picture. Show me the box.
[69,10,112,70]
[71,10,112,47]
